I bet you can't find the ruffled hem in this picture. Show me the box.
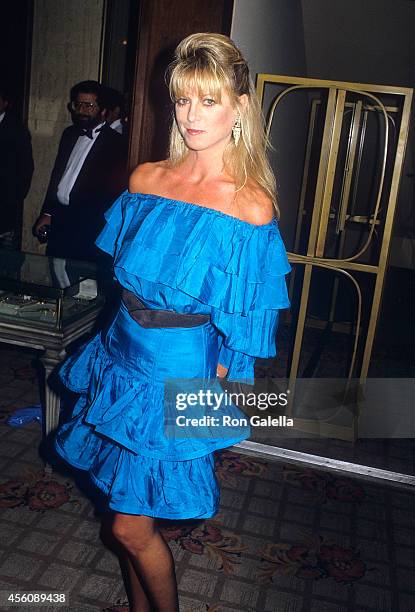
[57,334,250,461]
[54,436,219,519]
[59,334,102,394]
[95,190,291,315]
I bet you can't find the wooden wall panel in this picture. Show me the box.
[128,0,233,169]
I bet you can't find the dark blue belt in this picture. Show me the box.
[121,289,210,328]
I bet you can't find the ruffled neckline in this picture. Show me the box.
[96,188,291,315]
[127,191,278,230]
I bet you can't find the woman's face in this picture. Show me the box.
[174,87,241,154]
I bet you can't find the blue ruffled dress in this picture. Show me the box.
[54,191,291,519]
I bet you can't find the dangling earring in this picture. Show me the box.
[232,114,241,146]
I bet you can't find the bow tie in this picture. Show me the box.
[80,125,103,139]
[81,128,94,139]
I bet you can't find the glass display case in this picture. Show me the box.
[0,250,103,329]
[0,250,105,446]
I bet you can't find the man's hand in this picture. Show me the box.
[33,214,51,237]
[216,363,228,379]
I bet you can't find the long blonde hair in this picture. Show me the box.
[166,33,278,215]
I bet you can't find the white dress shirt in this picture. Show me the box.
[56,122,105,205]
[109,118,123,134]
[0,112,5,125]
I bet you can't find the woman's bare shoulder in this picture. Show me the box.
[128,160,169,194]
[237,182,275,226]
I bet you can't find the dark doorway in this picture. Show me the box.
[0,2,33,121]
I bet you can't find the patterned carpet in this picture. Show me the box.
[0,346,415,611]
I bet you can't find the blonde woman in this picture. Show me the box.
[54,33,291,612]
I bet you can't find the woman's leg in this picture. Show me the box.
[100,511,152,612]
[111,512,179,612]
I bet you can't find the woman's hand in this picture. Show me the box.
[216,363,228,379]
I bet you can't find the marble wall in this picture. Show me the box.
[22,0,104,252]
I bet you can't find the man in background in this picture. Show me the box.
[34,80,126,262]
[0,85,34,249]
[103,86,125,135]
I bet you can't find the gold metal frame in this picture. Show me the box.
[257,74,413,440]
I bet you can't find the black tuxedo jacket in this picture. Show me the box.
[0,112,34,234]
[41,123,127,261]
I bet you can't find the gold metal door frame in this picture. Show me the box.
[257,74,413,440]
